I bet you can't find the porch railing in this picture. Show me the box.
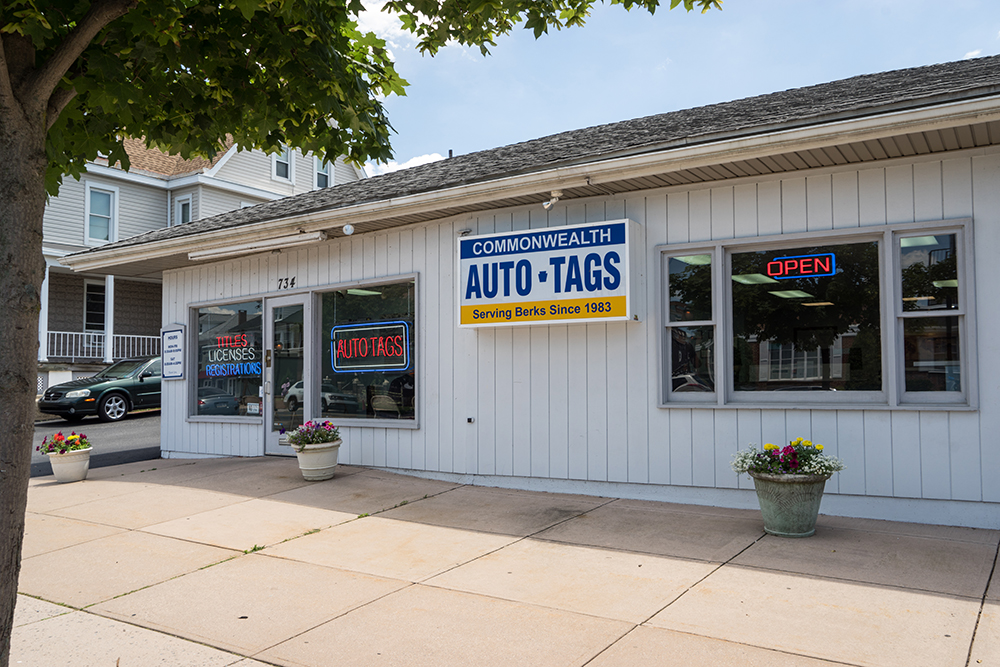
[46,331,160,362]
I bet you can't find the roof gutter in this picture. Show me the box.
[63,95,1000,274]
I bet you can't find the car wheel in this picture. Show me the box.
[286,396,298,413]
[98,393,129,422]
[321,398,328,411]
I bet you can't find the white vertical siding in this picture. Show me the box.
[160,151,1000,521]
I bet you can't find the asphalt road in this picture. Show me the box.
[31,410,161,477]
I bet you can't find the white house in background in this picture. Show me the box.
[39,138,365,392]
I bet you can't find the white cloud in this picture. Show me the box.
[964,49,982,59]
[357,0,416,53]
[365,153,446,176]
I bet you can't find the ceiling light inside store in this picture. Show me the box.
[900,236,941,247]
[347,288,381,296]
[803,302,835,307]
[769,290,814,299]
[932,279,959,288]
[902,296,936,301]
[674,255,712,265]
[732,273,779,284]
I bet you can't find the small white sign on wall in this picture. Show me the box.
[161,325,185,380]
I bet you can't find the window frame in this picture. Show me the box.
[659,247,721,405]
[84,182,119,245]
[314,156,331,189]
[187,298,265,423]
[83,279,107,333]
[312,273,420,429]
[271,146,295,184]
[894,223,976,406]
[174,195,192,226]
[656,218,976,410]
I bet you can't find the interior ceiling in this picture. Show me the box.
[104,120,1000,280]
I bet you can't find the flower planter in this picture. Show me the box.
[294,439,341,481]
[748,471,831,538]
[47,447,93,483]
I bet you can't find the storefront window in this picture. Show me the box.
[899,233,962,393]
[731,241,882,392]
[660,221,971,407]
[320,280,416,420]
[195,300,263,416]
[664,254,715,394]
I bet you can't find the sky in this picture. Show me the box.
[360,0,1000,176]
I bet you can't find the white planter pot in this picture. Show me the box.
[293,439,341,481]
[47,447,93,483]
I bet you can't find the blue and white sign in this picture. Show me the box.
[458,219,639,327]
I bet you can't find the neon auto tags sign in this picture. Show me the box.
[766,253,836,280]
[331,321,410,372]
[458,219,638,327]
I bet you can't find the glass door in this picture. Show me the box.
[264,295,311,456]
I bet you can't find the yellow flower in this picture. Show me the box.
[763,443,777,450]
[816,444,824,451]
[793,437,803,445]
[803,440,813,448]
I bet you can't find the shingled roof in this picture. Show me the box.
[76,54,1000,255]
[93,137,235,177]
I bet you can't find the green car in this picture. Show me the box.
[39,357,161,423]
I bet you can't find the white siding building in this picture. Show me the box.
[65,56,1000,528]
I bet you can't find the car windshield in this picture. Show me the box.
[95,360,148,379]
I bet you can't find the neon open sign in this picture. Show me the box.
[766,253,836,280]
[331,321,410,372]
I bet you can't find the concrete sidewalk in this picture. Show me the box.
[12,457,1000,667]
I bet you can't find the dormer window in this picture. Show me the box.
[174,195,192,226]
[272,146,294,183]
[315,157,331,189]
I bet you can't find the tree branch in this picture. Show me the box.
[0,36,15,112]
[45,86,78,131]
[25,0,137,106]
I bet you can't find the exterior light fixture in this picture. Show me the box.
[342,224,355,236]
[188,231,328,261]
[542,190,563,211]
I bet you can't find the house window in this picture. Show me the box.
[86,184,117,243]
[658,219,974,408]
[174,196,192,226]
[320,279,416,421]
[315,157,331,189]
[194,300,263,417]
[84,282,106,332]
[272,146,294,183]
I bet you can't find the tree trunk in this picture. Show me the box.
[0,105,48,666]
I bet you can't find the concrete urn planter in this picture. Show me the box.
[748,471,832,538]
[47,447,93,483]
[293,439,341,481]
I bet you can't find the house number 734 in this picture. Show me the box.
[277,277,297,290]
